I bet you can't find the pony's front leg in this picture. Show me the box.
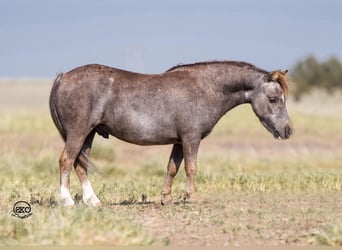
[161,144,183,205]
[182,137,201,202]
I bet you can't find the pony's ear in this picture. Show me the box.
[282,69,288,75]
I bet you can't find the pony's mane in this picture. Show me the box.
[273,70,289,97]
[166,60,289,97]
[166,60,267,74]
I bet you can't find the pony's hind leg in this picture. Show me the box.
[74,162,100,206]
[59,134,88,206]
[59,147,74,206]
[74,131,100,206]
[59,147,77,206]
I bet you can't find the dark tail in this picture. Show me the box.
[49,73,66,141]
[49,73,103,175]
[78,153,104,176]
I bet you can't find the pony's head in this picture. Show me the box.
[250,70,292,139]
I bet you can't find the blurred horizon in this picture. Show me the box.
[1,0,342,78]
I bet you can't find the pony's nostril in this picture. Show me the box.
[285,124,293,138]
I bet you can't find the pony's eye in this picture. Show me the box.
[269,97,278,103]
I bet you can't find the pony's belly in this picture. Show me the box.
[103,113,180,146]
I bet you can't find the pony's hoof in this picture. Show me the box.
[62,197,75,207]
[83,194,101,207]
[182,192,199,203]
[161,193,173,205]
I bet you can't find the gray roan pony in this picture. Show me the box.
[49,61,292,206]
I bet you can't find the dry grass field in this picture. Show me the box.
[0,79,342,246]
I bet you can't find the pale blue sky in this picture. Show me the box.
[1,0,341,77]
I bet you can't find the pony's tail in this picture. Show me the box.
[49,73,103,176]
[78,152,104,176]
[49,73,66,141]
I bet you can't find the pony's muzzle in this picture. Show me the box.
[284,124,293,139]
[274,123,292,140]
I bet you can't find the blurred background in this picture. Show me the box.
[0,0,341,79]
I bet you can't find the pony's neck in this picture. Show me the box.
[218,70,263,115]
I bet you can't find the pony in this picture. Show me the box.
[49,61,292,206]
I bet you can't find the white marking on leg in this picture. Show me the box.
[82,179,100,206]
[60,172,75,206]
